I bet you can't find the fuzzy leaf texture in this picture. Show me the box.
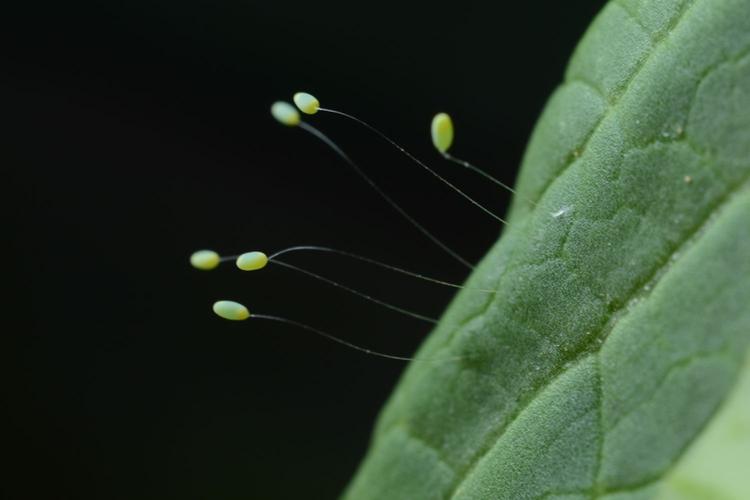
[344,0,750,498]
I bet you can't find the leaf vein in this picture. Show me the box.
[530,0,698,207]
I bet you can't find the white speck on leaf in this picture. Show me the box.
[551,206,571,218]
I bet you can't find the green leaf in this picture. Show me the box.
[657,353,750,500]
[344,0,750,498]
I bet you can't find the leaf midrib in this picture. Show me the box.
[448,173,750,498]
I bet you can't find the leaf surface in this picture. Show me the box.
[657,352,750,499]
[345,0,750,498]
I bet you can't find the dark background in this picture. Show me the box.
[6,1,602,498]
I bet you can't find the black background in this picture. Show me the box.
[6,1,602,498]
